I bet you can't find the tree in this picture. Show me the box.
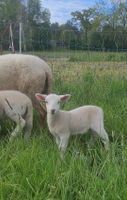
[0,0,26,51]
[71,8,96,47]
[0,0,22,25]
[58,21,78,49]
[118,2,127,28]
[88,31,102,50]
[27,0,50,25]
[24,0,51,50]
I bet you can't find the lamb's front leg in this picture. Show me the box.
[58,135,69,159]
[7,112,25,142]
[4,105,25,141]
[55,135,60,146]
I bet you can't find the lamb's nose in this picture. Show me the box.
[51,109,55,114]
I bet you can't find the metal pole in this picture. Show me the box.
[19,22,22,53]
[9,23,15,53]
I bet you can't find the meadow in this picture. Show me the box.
[0,51,127,199]
[33,50,127,62]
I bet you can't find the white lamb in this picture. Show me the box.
[0,90,33,141]
[35,93,109,156]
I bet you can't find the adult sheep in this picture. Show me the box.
[0,54,52,125]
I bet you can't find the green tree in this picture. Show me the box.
[71,8,96,47]
[27,0,50,25]
[58,21,79,49]
[118,2,127,28]
[0,0,25,51]
[0,0,22,25]
[25,0,51,50]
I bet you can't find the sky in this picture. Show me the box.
[42,0,96,24]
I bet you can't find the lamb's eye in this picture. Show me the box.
[45,100,48,104]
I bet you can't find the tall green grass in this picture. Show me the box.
[32,50,127,62]
[0,61,127,199]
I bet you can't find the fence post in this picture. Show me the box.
[19,22,22,53]
[9,23,15,53]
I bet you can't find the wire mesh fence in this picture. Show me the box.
[1,22,127,58]
[1,22,127,88]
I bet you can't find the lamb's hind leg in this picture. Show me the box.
[100,128,109,150]
[92,125,109,150]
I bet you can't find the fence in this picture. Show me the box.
[0,22,127,57]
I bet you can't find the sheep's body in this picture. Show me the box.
[0,90,33,141]
[48,106,104,135]
[0,54,52,125]
[47,106,109,152]
[35,94,109,156]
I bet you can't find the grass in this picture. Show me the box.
[30,50,127,62]
[0,53,127,199]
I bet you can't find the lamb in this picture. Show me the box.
[0,90,33,141]
[35,93,109,156]
[0,54,52,126]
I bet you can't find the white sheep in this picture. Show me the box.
[0,54,52,126]
[35,93,109,156]
[0,90,33,141]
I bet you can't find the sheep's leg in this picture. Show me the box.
[92,125,109,150]
[10,124,23,142]
[59,136,69,152]
[100,128,109,150]
[10,117,25,142]
[58,135,69,159]
[87,133,97,147]
[23,119,32,140]
[23,107,33,140]
[55,135,60,146]
[5,110,25,141]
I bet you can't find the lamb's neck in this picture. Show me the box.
[47,110,62,127]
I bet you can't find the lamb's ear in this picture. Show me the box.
[35,93,47,102]
[59,94,71,102]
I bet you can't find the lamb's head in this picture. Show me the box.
[35,93,71,115]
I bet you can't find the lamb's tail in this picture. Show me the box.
[40,70,52,113]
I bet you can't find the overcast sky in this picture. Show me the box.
[42,0,96,24]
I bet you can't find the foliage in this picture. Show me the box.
[0,0,51,51]
[1,0,127,51]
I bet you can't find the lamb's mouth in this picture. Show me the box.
[51,110,56,115]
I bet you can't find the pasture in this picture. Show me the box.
[0,51,127,199]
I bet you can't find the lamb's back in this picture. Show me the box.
[0,90,31,106]
[69,106,103,134]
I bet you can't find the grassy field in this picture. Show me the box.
[32,50,127,62]
[0,52,127,199]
